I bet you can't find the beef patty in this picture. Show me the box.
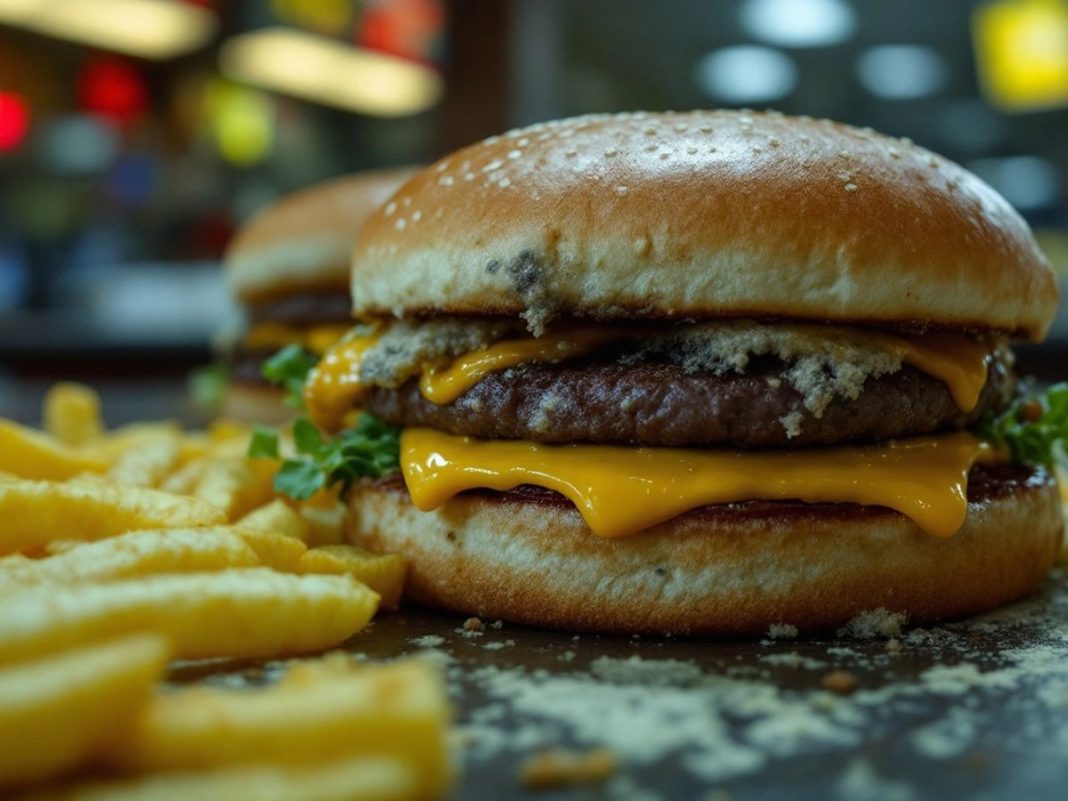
[248,289,353,327]
[368,349,1014,448]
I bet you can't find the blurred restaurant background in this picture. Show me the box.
[1,0,1067,422]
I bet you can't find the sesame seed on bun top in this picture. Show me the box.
[352,111,1057,340]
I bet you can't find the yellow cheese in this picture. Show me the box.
[419,328,629,404]
[244,323,351,356]
[401,428,992,539]
[849,329,990,413]
[304,333,381,430]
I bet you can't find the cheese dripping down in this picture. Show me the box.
[401,428,994,539]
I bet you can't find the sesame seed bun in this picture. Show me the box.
[352,112,1058,340]
[347,468,1063,635]
[227,167,418,304]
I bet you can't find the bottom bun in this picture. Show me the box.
[221,382,295,426]
[347,467,1063,635]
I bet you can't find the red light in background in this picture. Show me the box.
[78,56,149,125]
[0,91,29,151]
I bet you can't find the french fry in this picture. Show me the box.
[107,436,181,488]
[297,545,405,609]
[0,569,379,664]
[192,458,277,520]
[80,422,183,465]
[232,529,307,571]
[42,384,103,448]
[0,634,168,788]
[0,480,226,555]
[18,758,417,801]
[0,529,258,594]
[300,505,348,547]
[238,500,311,541]
[157,458,209,495]
[118,659,449,798]
[0,421,107,481]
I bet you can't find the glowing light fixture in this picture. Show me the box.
[739,0,856,48]
[0,91,29,151]
[207,80,275,167]
[973,0,1068,111]
[695,46,799,104]
[0,0,216,60]
[856,45,949,100]
[219,27,443,117]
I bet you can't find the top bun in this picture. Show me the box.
[227,166,417,303]
[352,111,1058,340]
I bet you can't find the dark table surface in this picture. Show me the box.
[7,374,1068,801]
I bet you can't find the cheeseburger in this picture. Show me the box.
[221,168,415,423]
[305,111,1062,634]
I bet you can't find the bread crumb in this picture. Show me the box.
[821,670,859,695]
[409,634,446,648]
[463,617,486,633]
[519,747,618,789]
[837,609,907,639]
[767,623,799,640]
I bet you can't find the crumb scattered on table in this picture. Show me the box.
[519,747,618,789]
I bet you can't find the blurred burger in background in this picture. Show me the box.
[216,168,416,423]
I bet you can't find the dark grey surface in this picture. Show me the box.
[176,572,1068,801]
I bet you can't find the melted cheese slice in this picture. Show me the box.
[846,329,990,412]
[402,428,992,539]
[419,328,629,404]
[303,333,381,430]
[245,323,352,356]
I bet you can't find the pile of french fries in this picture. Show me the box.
[0,384,450,800]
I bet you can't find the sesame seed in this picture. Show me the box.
[438,175,454,187]
[643,127,658,136]
[644,144,657,152]
[463,172,475,181]
[483,135,500,145]
[507,150,523,160]
[435,161,450,173]
[394,218,407,230]
[768,137,781,147]
[384,201,397,217]
[887,149,900,159]
[659,152,670,160]
[604,148,619,157]
[614,185,629,195]
[673,122,688,132]
[518,137,531,147]
[483,159,504,172]
[686,146,698,155]
[564,149,577,158]
[402,196,412,206]
[411,210,422,222]
[900,136,913,146]
[498,178,511,188]
[928,156,940,168]
[844,182,859,192]
[698,125,713,133]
